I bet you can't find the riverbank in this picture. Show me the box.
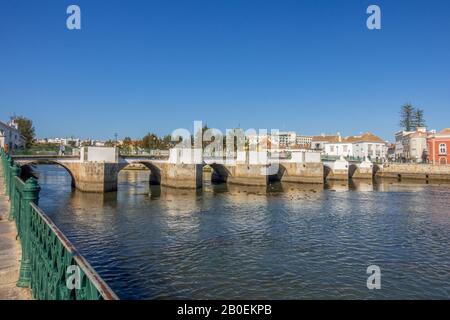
[0,167,31,300]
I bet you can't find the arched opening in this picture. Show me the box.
[268,164,286,183]
[372,164,381,177]
[440,157,447,165]
[348,164,358,179]
[209,163,230,184]
[119,162,162,185]
[20,160,76,188]
[323,164,332,181]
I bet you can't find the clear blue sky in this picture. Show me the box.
[1,0,449,141]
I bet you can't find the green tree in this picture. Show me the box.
[193,124,211,149]
[121,137,133,154]
[104,140,117,147]
[122,137,132,146]
[14,116,35,148]
[399,104,415,131]
[161,134,173,150]
[412,108,426,128]
[141,133,160,150]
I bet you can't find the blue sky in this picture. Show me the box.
[1,0,449,141]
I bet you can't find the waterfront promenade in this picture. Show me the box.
[0,166,31,300]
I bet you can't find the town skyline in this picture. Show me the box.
[1,0,450,140]
[0,110,446,143]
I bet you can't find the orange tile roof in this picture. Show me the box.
[311,132,385,144]
[343,132,384,143]
[311,135,340,142]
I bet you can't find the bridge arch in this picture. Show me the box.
[268,164,287,182]
[372,164,381,177]
[119,161,162,185]
[18,160,76,188]
[323,163,333,181]
[208,163,231,183]
[348,164,358,179]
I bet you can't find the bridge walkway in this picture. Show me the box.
[0,165,31,300]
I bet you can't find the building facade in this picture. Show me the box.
[0,119,25,151]
[311,134,340,151]
[37,137,81,147]
[276,131,297,148]
[295,135,312,148]
[395,127,428,163]
[323,132,387,160]
[394,130,413,160]
[427,128,450,165]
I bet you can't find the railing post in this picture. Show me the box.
[4,155,11,195]
[8,164,21,221]
[8,158,15,199]
[17,177,41,288]
[0,149,4,187]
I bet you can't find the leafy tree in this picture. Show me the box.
[14,116,35,148]
[191,125,213,149]
[412,108,426,128]
[123,137,132,143]
[104,140,117,147]
[141,133,160,149]
[120,137,134,154]
[161,134,174,150]
[399,104,415,131]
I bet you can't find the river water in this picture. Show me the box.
[33,164,450,299]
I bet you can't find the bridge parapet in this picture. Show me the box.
[323,156,349,181]
[349,158,374,179]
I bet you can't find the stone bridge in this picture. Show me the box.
[12,148,395,193]
[322,156,382,181]
[12,147,326,192]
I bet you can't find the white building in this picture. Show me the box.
[275,131,297,148]
[394,130,413,160]
[40,137,80,146]
[324,132,387,160]
[324,141,353,157]
[394,127,428,162]
[311,133,341,151]
[403,127,428,162]
[0,119,25,151]
[295,135,312,148]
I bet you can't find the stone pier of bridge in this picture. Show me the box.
[206,150,324,186]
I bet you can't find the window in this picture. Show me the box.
[439,143,447,155]
[330,146,335,152]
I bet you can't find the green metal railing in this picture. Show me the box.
[0,147,118,300]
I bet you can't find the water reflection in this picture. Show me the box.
[348,179,374,192]
[33,165,450,299]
